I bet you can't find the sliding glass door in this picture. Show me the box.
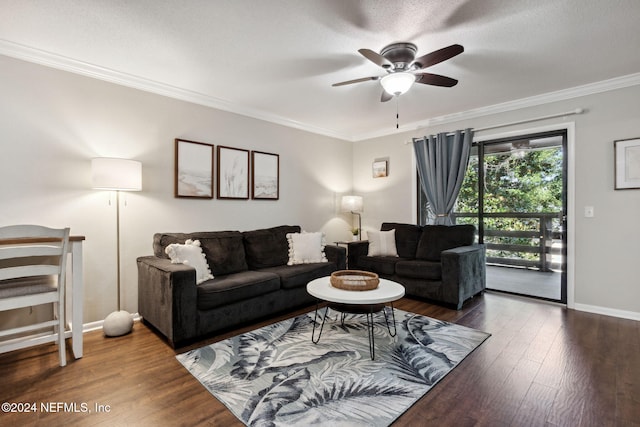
[418,130,567,303]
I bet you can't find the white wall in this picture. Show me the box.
[354,86,640,319]
[0,55,353,324]
[3,52,638,324]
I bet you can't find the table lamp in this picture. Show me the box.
[341,195,363,240]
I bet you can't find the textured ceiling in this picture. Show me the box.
[1,0,639,141]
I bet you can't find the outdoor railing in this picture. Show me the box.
[452,212,564,272]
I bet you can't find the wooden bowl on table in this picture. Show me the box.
[330,270,379,291]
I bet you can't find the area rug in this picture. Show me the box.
[177,308,490,426]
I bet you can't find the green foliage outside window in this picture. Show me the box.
[457,147,562,213]
[453,147,563,263]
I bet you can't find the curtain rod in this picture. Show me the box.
[405,108,584,144]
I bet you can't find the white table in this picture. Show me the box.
[306,276,405,359]
[67,236,84,359]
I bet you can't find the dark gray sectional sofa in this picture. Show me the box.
[348,222,486,309]
[137,225,346,347]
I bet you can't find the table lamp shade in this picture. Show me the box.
[341,195,363,213]
[92,158,142,191]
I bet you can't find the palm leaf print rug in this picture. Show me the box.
[176,308,490,426]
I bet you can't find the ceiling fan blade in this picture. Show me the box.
[332,76,380,87]
[381,90,393,102]
[412,44,464,69]
[415,73,459,87]
[358,48,394,69]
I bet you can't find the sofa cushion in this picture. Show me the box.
[243,225,301,269]
[258,262,336,290]
[153,231,248,276]
[198,232,248,275]
[395,260,442,280]
[164,239,213,284]
[367,229,398,257]
[196,270,280,310]
[154,232,191,258]
[381,222,423,259]
[416,225,476,261]
[356,256,403,276]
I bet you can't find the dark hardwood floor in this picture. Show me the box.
[1,291,639,426]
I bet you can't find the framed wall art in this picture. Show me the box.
[174,139,214,198]
[251,151,279,200]
[217,145,249,199]
[372,159,388,178]
[614,138,640,190]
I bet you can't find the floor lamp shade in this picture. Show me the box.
[91,157,141,337]
[91,158,142,191]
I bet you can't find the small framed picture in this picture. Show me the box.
[217,145,250,199]
[614,138,640,189]
[174,139,214,198]
[372,159,388,178]
[252,151,279,200]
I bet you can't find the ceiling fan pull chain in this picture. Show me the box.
[396,97,399,129]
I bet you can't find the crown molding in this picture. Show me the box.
[0,39,350,141]
[351,72,640,141]
[2,39,640,143]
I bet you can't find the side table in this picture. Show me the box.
[334,240,367,269]
[307,276,405,360]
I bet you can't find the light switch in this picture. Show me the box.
[584,206,594,218]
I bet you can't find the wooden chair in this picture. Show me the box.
[0,225,70,366]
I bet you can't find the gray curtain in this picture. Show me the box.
[413,128,473,225]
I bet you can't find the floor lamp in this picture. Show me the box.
[92,157,142,337]
[341,195,364,240]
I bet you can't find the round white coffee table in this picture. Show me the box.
[306,276,405,359]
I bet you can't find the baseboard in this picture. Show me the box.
[573,303,640,322]
[77,306,638,335]
[81,312,142,334]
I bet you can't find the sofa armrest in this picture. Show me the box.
[325,244,347,270]
[441,244,486,309]
[137,256,198,346]
[347,241,370,270]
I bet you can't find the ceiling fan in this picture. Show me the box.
[332,42,464,102]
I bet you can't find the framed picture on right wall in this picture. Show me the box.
[372,159,388,178]
[614,138,640,189]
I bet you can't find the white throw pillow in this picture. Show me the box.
[367,229,399,257]
[286,231,328,265]
[165,239,214,284]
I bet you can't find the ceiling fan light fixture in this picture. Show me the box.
[380,72,415,96]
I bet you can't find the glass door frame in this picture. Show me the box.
[475,129,568,304]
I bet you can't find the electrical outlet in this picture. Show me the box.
[584,206,594,218]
